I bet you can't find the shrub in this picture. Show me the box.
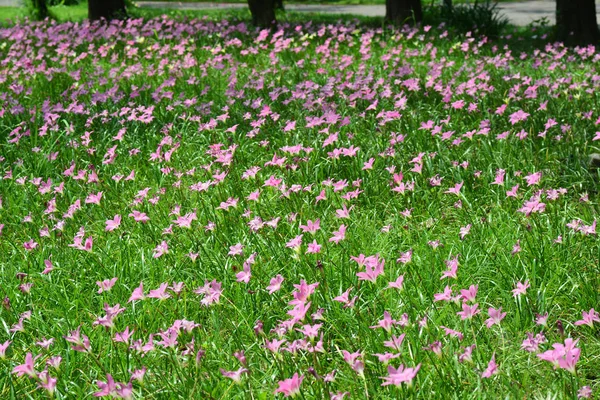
[425,1,509,38]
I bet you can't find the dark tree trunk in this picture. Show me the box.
[88,0,127,21]
[385,0,423,26]
[248,0,277,28]
[556,0,599,46]
[31,0,49,20]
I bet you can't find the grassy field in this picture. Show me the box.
[0,3,89,23]
[0,8,599,400]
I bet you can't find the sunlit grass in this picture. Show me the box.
[0,11,598,400]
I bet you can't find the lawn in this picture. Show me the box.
[0,8,599,400]
[0,3,88,23]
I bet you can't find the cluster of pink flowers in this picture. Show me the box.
[0,14,598,399]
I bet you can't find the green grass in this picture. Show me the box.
[0,9,598,400]
[0,6,26,21]
[49,1,88,19]
[0,2,87,22]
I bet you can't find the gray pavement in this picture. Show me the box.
[2,0,599,27]
[135,0,600,26]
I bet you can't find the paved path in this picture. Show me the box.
[136,0,600,26]
[0,0,22,6]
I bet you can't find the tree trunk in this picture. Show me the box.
[88,0,127,21]
[556,0,599,46]
[31,0,49,20]
[248,0,277,28]
[385,0,423,26]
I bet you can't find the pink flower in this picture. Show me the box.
[356,256,385,283]
[94,374,131,398]
[63,327,91,352]
[297,323,322,339]
[42,259,53,274]
[306,240,322,254]
[23,239,38,251]
[131,367,147,384]
[286,235,303,249]
[0,340,10,359]
[444,182,463,195]
[536,313,549,326]
[370,311,400,332]
[85,191,103,205]
[459,224,471,239]
[228,243,244,256]
[441,326,464,340]
[153,241,168,258]
[173,212,197,228]
[383,334,406,352]
[331,392,350,400]
[441,256,459,279]
[509,109,530,125]
[362,158,375,170]
[485,307,507,328]
[129,210,150,223]
[37,369,57,394]
[345,355,365,375]
[221,367,249,384]
[460,284,478,302]
[458,344,476,363]
[481,355,498,378]
[506,184,519,198]
[236,263,251,284]
[148,283,171,300]
[97,277,118,294]
[105,215,121,232]
[457,303,480,320]
[537,338,581,374]
[491,169,505,185]
[524,171,542,186]
[12,352,36,378]
[333,287,356,308]
[578,386,593,398]
[574,308,600,327]
[387,275,404,290]
[512,280,530,297]
[114,326,134,344]
[299,219,320,234]
[423,341,443,358]
[521,332,546,352]
[329,224,347,244]
[267,275,284,294]
[380,363,420,386]
[69,235,93,252]
[518,196,545,216]
[287,302,311,322]
[195,280,223,306]
[128,282,145,303]
[434,286,453,302]
[274,373,304,397]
